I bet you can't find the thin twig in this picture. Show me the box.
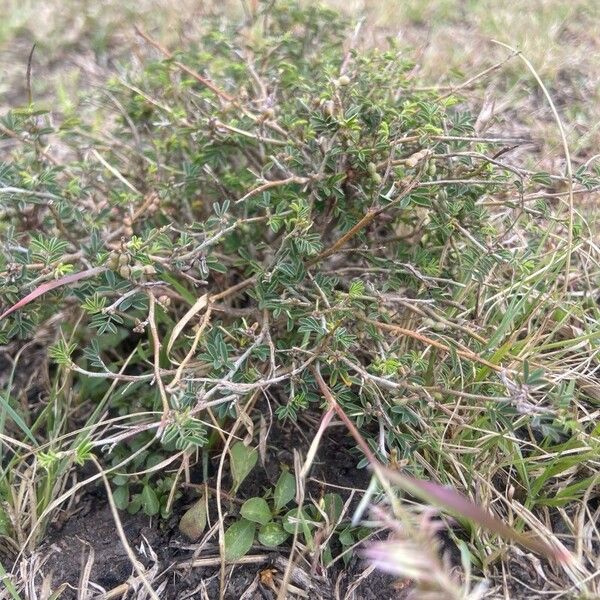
[134,27,234,102]
[235,175,311,204]
[147,293,171,427]
[360,315,505,372]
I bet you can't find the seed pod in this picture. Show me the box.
[405,148,433,169]
[119,265,131,278]
[432,320,447,331]
[107,251,119,269]
[262,107,275,120]
[143,264,157,275]
[322,100,335,117]
[124,226,134,238]
[337,75,351,86]
[118,253,130,267]
[367,162,378,176]
[133,318,146,333]
[427,162,437,177]
[371,172,382,185]
[158,295,171,307]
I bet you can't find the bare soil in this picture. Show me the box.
[37,417,403,599]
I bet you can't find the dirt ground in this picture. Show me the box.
[4,412,554,599]
[30,420,402,599]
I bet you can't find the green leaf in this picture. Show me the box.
[230,442,258,493]
[0,506,10,536]
[141,484,160,516]
[113,485,130,511]
[274,471,296,511]
[48,339,77,365]
[531,171,553,185]
[258,522,289,547]
[179,496,207,540]
[338,527,354,546]
[0,393,37,445]
[0,561,21,600]
[240,497,272,525]
[224,518,256,561]
[128,496,142,514]
[536,476,598,507]
[298,316,326,335]
[282,507,313,541]
[348,279,365,298]
[530,452,595,498]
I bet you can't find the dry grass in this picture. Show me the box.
[3,0,600,169]
[322,0,600,168]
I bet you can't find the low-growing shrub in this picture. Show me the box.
[1,0,598,583]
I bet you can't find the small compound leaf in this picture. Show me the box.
[224,518,256,561]
[230,442,258,493]
[274,471,296,512]
[179,496,207,540]
[240,497,272,525]
[258,522,289,547]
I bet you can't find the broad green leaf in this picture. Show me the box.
[274,471,296,511]
[141,484,160,516]
[282,507,314,547]
[224,518,256,561]
[338,527,354,546]
[230,442,258,493]
[128,496,142,514]
[240,497,272,525]
[112,474,128,487]
[258,522,289,547]
[179,496,207,540]
[145,453,165,470]
[112,485,130,511]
